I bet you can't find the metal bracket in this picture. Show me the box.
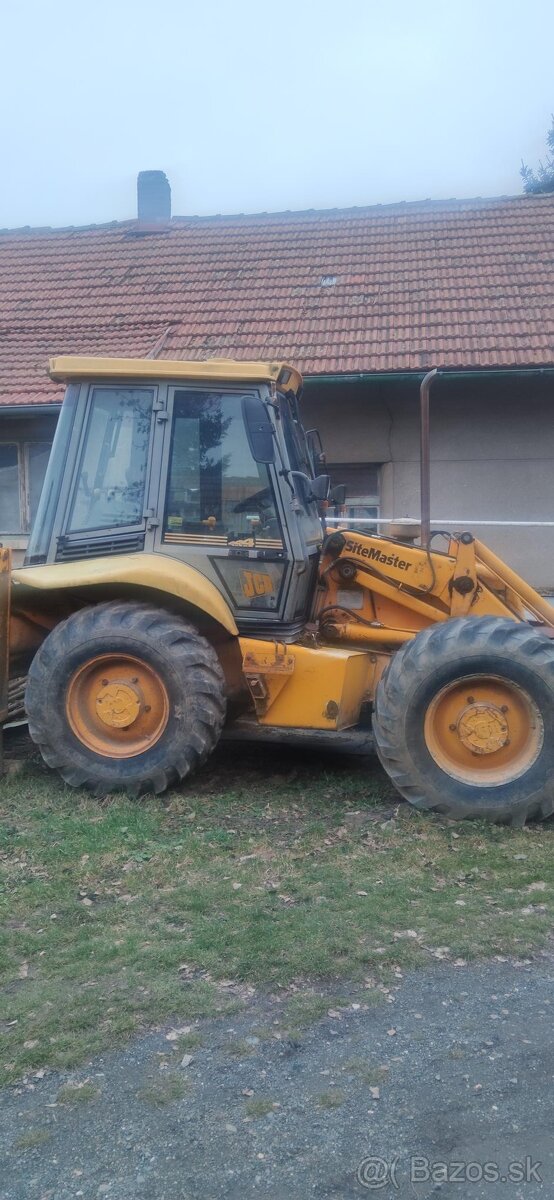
[242,642,295,716]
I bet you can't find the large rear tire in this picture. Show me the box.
[26,601,226,795]
[372,618,554,824]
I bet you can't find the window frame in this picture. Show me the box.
[61,383,157,539]
[162,386,285,551]
[327,462,381,530]
[0,439,52,535]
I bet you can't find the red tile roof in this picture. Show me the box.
[1,193,553,406]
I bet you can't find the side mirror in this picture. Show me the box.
[311,474,330,501]
[289,470,330,504]
[329,483,347,506]
[242,394,275,463]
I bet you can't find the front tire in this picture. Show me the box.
[373,618,554,824]
[26,601,226,794]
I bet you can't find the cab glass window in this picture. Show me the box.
[67,387,153,532]
[279,394,323,545]
[28,443,52,523]
[164,390,283,549]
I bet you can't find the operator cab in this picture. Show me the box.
[26,357,330,635]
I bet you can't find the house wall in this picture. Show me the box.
[300,374,554,591]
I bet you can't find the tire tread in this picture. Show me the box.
[26,601,226,796]
[373,617,554,824]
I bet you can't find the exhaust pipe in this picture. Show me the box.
[419,368,438,549]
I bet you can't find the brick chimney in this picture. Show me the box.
[137,171,171,223]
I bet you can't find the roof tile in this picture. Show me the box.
[0,194,553,405]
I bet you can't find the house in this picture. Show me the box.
[1,172,553,583]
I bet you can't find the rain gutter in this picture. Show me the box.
[303,367,554,386]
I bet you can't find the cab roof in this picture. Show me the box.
[48,355,302,393]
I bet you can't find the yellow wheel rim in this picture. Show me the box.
[424,674,543,786]
[66,653,169,759]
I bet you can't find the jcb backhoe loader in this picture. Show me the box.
[2,355,553,824]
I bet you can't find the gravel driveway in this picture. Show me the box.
[2,956,553,1199]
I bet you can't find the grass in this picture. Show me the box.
[176,1031,204,1051]
[137,1074,189,1107]
[1,737,554,1086]
[344,1059,389,1087]
[56,1081,100,1104]
[13,1129,51,1150]
[244,1097,277,1118]
[318,1089,345,1109]
[225,1038,257,1057]
[283,993,345,1027]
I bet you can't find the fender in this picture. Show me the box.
[12,552,238,636]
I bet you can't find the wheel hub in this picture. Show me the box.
[95,680,141,729]
[456,703,509,756]
[423,673,544,786]
[66,653,169,759]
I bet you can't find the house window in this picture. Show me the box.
[327,462,380,530]
[0,441,52,535]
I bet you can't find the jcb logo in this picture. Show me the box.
[241,570,274,599]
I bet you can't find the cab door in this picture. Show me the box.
[153,385,306,632]
[53,382,157,563]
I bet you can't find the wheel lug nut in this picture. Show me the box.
[144,704,151,713]
[500,705,509,713]
[467,696,475,704]
[449,723,457,732]
[102,679,109,687]
[131,676,139,684]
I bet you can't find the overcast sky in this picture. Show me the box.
[1,0,553,229]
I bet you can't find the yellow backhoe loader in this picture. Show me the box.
[1,356,553,824]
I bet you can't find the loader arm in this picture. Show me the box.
[314,529,554,647]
